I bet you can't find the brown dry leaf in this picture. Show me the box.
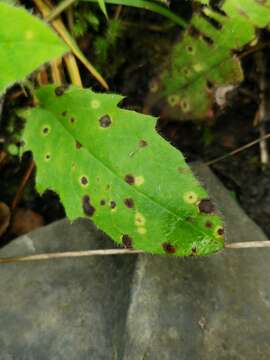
[0,202,11,238]
[10,208,44,236]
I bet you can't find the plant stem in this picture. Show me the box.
[225,241,270,249]
[47,0,188,28]
[205,133,270,167]
[0,248,144,264]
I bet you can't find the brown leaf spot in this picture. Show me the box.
[99,114,112,128]
[124,174,135,185]
[82,195,95,216]
[61,111,67,116]
[205,220,213,228]
[122,234,133,249]
[110,201,116,209]
[76,141,82,149]
[198,199,215,214]
[191,246,197,256]
[139,140,148,148]
[42,127,49,134]
[162,242,176,254]
[100,199,106,206]
[217,227,224,236]
[55,85,68,96]
[124,198,134,208]
[80,176,88,186]
[70,117,75,124]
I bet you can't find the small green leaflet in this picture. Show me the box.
[97,0,108,18]
[0,3,67,95]
[146,0,270,120]
[21,85,224,256]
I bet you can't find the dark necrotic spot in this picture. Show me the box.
[198,199,215,214]
[124,198,134,208]
[55,85,69,96]
[76,141,82,149]
[45,154,51,160]
[80,176,88,186]
[206,80,214,90]
[43,127,49,134]
[162,242,176,254]
[188,25,200,38]
[99,114,112,128]
[201,34,214,46]
[205,220,213,228]
[82,195,95,216]
[139,139,148,148]
[122,234,133,249]
[191,245,197,255]
[100,199,106,206]
[209,0,227,15]
[62,111,67,116]
[217,227,224,236]
[70,117,75,124]
[110,201,116,209]
[124,174,135,185]
[201,10,223,29]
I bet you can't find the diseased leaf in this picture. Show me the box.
[21,85,225,256]
[146,0,270,120]
[0,3,67,95]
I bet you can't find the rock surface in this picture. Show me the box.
[0,164,270,360]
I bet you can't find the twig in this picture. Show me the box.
[11,160,35,211]
[255,49,269,167]
[0,151,7,165]
[0,248,144,264]
[204,133,270,167]
[33,0,109,90]
[225,241,270,249]
[45,0,77,22]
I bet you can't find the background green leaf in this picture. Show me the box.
[146,0,270,120]
[0,3,68,95]
[84,0,187,28]
[97,0,108,18]
[21,85,224,256]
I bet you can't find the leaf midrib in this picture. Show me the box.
[49,108,216,242]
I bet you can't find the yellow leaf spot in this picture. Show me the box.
[193,63,203,72]
[137,227,147,235]
[167,94,180,107]
[135,212,146,226]
[135,176,145,186]
[214,226,224,239]
[91,99,100,109]
[79,175,89,187]
[183,191,198,204]
[44,153,51,162]
[149,80,159,93]
[180,99,190,113]
[25,30,34,40]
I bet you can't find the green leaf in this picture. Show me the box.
[97,0,108,18]
[146,0,270,120]
[21,85,225,256]
[0,3,67,95]
[84,0,188,28]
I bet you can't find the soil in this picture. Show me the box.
[1,2,270,244]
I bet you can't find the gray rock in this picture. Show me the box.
[0,164,270,360]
